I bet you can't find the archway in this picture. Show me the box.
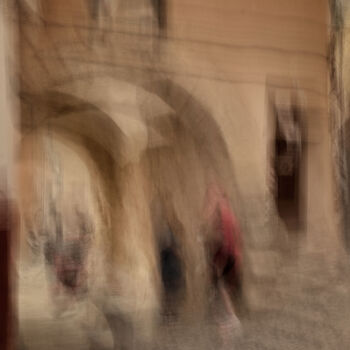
[17,76,243,347]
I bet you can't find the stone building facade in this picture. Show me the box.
[0,0,346,348]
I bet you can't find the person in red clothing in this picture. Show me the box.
[204,183,242,288]
[203,182,243,345]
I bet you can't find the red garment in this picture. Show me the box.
[214,197,242,276]
[204,183,242,280]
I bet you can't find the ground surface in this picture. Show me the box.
[156,251,350,350]
[18,251,350,350]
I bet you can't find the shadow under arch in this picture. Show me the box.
[21,75,241,207]
[18,91,130,265]
[21,91,127,163]
[141,78,243,212]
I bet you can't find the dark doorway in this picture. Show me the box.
[274,105,303,231]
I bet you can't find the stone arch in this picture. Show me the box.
[139,79,244,317]
[18,86,163,346]
[141,78,241,202]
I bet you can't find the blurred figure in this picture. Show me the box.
[159,224,184,317]
[203,182,243,345]
[152,197,185,319]
[43,201,92,315]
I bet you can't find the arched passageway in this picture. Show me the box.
[17,76,243,349]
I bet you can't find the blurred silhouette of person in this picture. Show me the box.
[152,196,185,318]
[43,203,92,315]
[203,182,242,344]
[159,225,183,313]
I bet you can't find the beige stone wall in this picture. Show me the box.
[0,2,18,190]
[165,0,341,255]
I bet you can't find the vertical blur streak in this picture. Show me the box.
[0,180,11,350]
[151,0,167,32]
[0,4,8,347]
[0,2,18,349]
